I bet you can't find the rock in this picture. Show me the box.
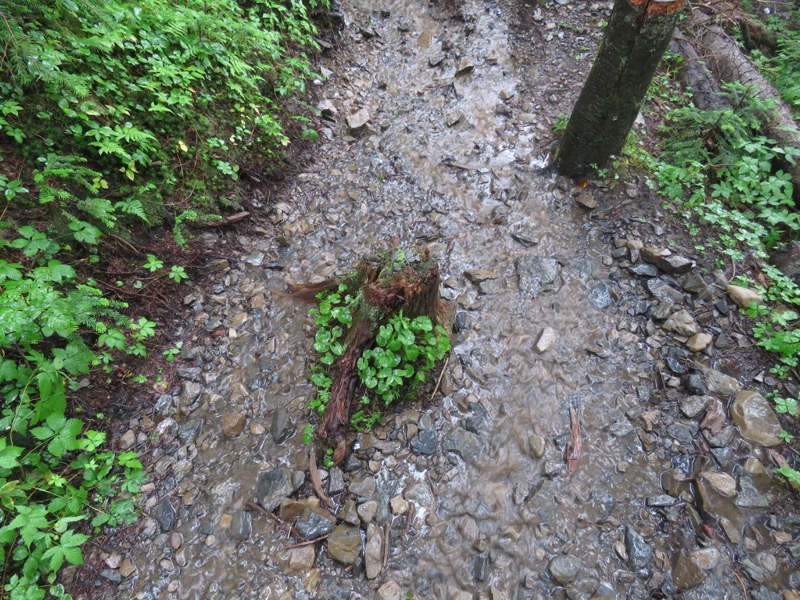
[377,580,403,600]
[731,391,783,446]
[735,476,771,507]
[328,468,345,495]
[726,284,764,308]
[700,471,737,498]
[629,263,659,277]
[280,546,315,575]
[465,269,497,283]
[445,111,464,127]
[691,547,720,570]
[646,495,677,507]
[548,555,581,585]
[516,256,561,296]
[588,281,612,309]
[656,255,695,275]
[663,310,698,336]
[220,412,247,437]
[257,468,299,511]
[154,498,177,532]
[442,427,487,464]
[455,57,474,76]
[346,108,371,134]
[685,373,707,395]
[180,381,202,406]
[410,429,437,455]
[625,527,652,569]
[327,525,361,564]
[271,406,294,444]
[686,333,712,352]
[535,327,557,353]
[672,551,705,590]
[230,511,252,540]
[701,367,741,397]
[365,523,383,579]
[641,247,671,264]
[295,507,336,539]
[529,434,546,458]
[349,476,377,499]
[118,558,136,578]
[575,192,598,209]
[390,495,409,515]
[680,395,710,418]
[119,429,136,450]
[357,500,378,524]
[178,418,204,444]
[646,278,685,303]
[100,569,122,583]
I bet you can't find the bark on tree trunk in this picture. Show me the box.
[669,34,732,111]
[553,0,685,177]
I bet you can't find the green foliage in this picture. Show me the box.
[307,283,451,437]
[749,6,800,119]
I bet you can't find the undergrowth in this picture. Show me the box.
[0,0,326,596]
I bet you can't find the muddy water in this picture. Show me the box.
[121,0,675,597]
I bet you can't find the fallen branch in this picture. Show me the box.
[199,211,251,228]
[309,450,334,509]
[287,533,331,548]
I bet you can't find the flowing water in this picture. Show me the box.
[115,0,791,598]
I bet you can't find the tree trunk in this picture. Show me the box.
[668,34,732,111]
[553,0,685,177]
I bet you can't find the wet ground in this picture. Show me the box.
[80,0,800,598]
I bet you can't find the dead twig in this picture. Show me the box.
[287,533,330,548]
[565,405,583,477]
[382,523,390,569]
[199,211,250,228]
[309,451,335,509]
[430,356,450,401]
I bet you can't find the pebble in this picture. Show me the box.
[731,391,783,446]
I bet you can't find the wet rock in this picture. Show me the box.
[474,554,490,581]
[686,333,712,352]
[390,495,409,515]
[119,429,136,450]
[690,547,720,570]
[701,367,741,397]
[100,569,122,583]
[529,434,546,458]
[548,555,581,585]
[154,498,177,532]
[641,246,671,264]
[230,510,252,541]
[180,381,202,406]
[735,476,770,507]
[731,390,783,446]
[280,546,315,575]
[465,269,497,283]
[118,558,136,578]
[357,500,377,524]
[700,472,737,498]
[672,551,705,590]
[588,281,612,309]
[271,406,294,444]
[445,111,464,127]
[624,527,652,569]
[377,580,403,600]
[220,411,247,437]
[646,278,685,303]
[410,429,437,455]
[455,57,474,76]
[346,108,371,134]
[428,53,445,67]
[442,427,487,464]
[680,395,710,418]
[646,495,677,507]
[349,475,376,499]
[365,523,383,579]
[257,468,299,511]
[296,507,336,539]
[453,311,469,333]
[404,481,434,511]
[516,256,561,296]
[575,192,598,209]
[684,373,708,395]
[327,525,361,564]
[535,327,557,352]
[178,418,204,444]
[663,310,698,336]
[328,467,344,495]
[726,284,764,308]
[629,263,659,277]
[656,255,695,275]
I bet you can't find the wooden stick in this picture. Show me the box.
[287,533,330,549]
[430,356,450,401]
[199,211,250,227]
[309,451,335,509]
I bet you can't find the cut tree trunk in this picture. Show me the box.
[686,11,800,189]
[290,247,447,463]
[553,0,685,177]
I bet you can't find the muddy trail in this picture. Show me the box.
[85,0,800,598]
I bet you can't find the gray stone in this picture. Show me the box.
[230,511,252,541]
[726,284,764,308]
[516,256,561,296]
[346,108,370,134]
[690,547,720,570]
[700,471,737,498]
[646,278,685,303]
[257,468,298,511]
[178,418,204,444]
[100,569,122,583]
[529,434,546,458]
[702,368,741,396]
[154,498,177,532]
[646,495,677,507]
[588,281,612,309]
[465,269,497,283]
[685,373,708,395]
[357,500,377,524]
[327,525,361,564]
[656,254,695,275]
[680,395,710,418]
[686,333,713,352]
[629,263,659,277]
[377,581,403,600]
[735,476,771,507]
[575,192,598,209]
[731,390,783,446]
[672,551,705,590]
[624,527,652,569]
[180,381,202,406]
[410,429,437,455]
[220,412,247,437]
[365,523,383,579]
[348,475,376,499]
[295,507,336,539]
[663,310,698,336]
[535,327,557,352]
[548,555,581,585]
[280,546,315,575]
[119,429,136,450]
[442,427,488,464]
[474,554,490,581]
[446,111,464,127]
[328,468,345,495]
[641,246,671,264]
[271,406,294,444]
